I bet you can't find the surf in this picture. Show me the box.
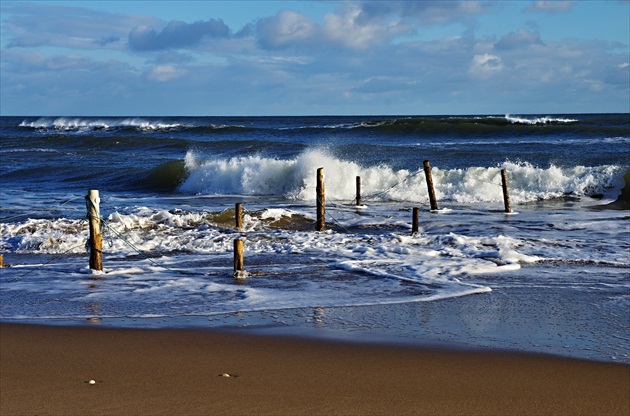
[176,149,626,204]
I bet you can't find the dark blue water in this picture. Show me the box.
[2,114,628,195]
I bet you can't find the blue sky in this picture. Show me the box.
[1,1,628,116]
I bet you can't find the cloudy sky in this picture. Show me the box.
[1,0,628,116]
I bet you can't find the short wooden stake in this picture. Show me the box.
[235,203,243,229]
[0,254,4,268]
[316,167,326,231]
[86,189,103,271]
[501,169,512,213]
[423,160,439,211]
[412,207,420,234]
[356,176,361,206]
[233,239,244,273]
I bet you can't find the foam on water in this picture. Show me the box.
[505,114,578,124]
[178,149,625,204]
[3,199,627,303]
[19,117,185,131]
[4,198,558,318]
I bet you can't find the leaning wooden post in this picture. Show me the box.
[86,189,103,271]
[356,176,361,206]
[316,167,326,231]
[233,239,244,274]
[235,203,243,229]
[412,207,420,234]
[501,169,512,213]
[423,160,439,211]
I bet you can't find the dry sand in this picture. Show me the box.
[1,323,628,416]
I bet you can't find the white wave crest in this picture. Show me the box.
[118,118,182,130]
[178,149,624,204]
[505,114,578,124]
[19,117,184,131]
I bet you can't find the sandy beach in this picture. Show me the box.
[1,323,628,416]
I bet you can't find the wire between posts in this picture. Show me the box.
[84,194,198,275]
[2,195,92,281]
[2,193,200,281]
[100,218,190,274]
[460,167,512,192]
[352,168,507,205]
[322,196,352,233]
[469,177,504,188]
[359,169,426,204]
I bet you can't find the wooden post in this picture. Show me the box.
[412,207,420,234]
[356,176,361,206]
[423,160,438,211]
[501,169,512,213]
[0,254,3,268]
[235,203,243,229]
[233,239,244,274]
[86,189,102,271]
[316,167,326,231]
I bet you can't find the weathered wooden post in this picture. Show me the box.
[0,254,3,268]
[235,203,243,229]
[423,160,438,211]
[501,169,512,213]
[316,167,326,231]
[233,239,244,274]
[356,176,361,206]
[86,189,103,271]
[412,207,420,234]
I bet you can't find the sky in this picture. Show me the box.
[1,0,628,116]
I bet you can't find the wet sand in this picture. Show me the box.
[1,323,628,415]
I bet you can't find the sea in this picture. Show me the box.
[1,114,629,363]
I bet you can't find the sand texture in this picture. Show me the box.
[1,323,628,415]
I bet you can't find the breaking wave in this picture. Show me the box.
[19,117,186,132]
[504,114,578,125]
[177,149,625,204]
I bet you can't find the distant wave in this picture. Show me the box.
[19,117,188,132]
[18,117,261,135]
[317,115,584,136]
[407,136,630,148]
[504,114,578,125]
[17,114,580,133]
[177,149,625,204]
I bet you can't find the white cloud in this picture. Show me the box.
[469,54,504,78]
[322,5,407,50]
[256,10,318,49]
[146,65,187,82]
[256,5,408,51]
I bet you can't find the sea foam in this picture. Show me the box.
[178,150,624,204]
[505,114,578,124]
[19,117,184,131]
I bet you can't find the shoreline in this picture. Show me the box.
[2,275,628,365]
[2,322,629,416]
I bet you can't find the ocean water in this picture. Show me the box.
[1,114,629,362]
